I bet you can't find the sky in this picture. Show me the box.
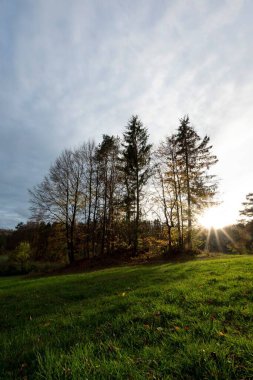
[0,0,253,229]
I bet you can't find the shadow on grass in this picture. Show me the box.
[1,256,253,378]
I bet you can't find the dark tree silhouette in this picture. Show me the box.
[121,115,152,255]
[96,135,121,256]
[240,193,253,221]
[175,116,218,250]
[29,148,85,264]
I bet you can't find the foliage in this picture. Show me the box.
[13,241,31,263]
[0,242,32,275]
[121,115,152,254]
[154,116,218,252]
[175,116,218,249]
[240,193,253,221]
[204,223,253,254]
[25,114,220,261]
[95,135,122,256]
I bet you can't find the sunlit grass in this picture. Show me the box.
[1,256,253,379]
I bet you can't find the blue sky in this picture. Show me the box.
[0,0,253,228]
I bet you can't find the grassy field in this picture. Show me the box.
[1,256,253,379]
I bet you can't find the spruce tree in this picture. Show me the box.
[96,135,121,255]
[176,116,218,250]
[121,115,152,255]
[240,193,253,221]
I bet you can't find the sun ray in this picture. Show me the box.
[220,227,236,247]
[204,227,211,251]
[198,206,237,252]
[214,228,223,252]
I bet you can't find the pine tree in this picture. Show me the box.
[96,135,121,255]
[240,193,253,221]
[121,115,152,255]
[176,116,218,250]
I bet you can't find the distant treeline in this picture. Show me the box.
[1,219,253,266]
[1,115,253,266]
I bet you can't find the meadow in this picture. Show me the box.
[1,256,253,379]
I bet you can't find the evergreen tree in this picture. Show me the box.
[121,115,152,255]
[176,116,218,250]
[240,193,253,221]
[96,135,121,255]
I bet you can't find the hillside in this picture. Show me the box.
[1,256,253,379]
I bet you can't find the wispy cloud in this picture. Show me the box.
[0,0,252,227]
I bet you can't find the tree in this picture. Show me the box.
[29,148,85,264]
[81,140,97,258]
[13,242,31,271]
[175,116,218,250]
[154,135,184,251]
[96,135,121,255]
[121,115,152,255]
[240,193,253,221]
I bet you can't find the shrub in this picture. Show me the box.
[0,242,34,275]
[13,241,31,267]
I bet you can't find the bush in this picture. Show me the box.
[0,242,32,276]
[0,261,32,276]
[12,242,31,269]
[161,246,202,257]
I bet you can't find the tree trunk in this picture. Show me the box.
[133,172,140,256]
[101,165,108,256]
[184,139,192,250]
[92,168,99,256]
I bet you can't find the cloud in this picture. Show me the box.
[0,0,252,227]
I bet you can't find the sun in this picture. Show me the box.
[198,207,231,229]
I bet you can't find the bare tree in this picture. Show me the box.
[154,136,183,251]
[29,148,85,263]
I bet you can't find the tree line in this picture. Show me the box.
[26,115,220,264]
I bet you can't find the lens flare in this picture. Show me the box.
[199,207,232,230]
[199,207,236,252]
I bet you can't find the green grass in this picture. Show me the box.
[1,256,253,379]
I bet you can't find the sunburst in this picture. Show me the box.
[199,207,231,230]
[198,207,236,252]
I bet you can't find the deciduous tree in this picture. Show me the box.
[29,148,85,263]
